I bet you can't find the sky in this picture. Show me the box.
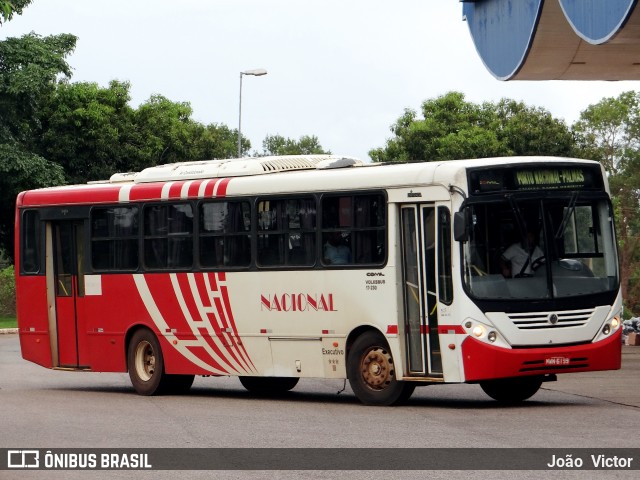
[2,0,639,162]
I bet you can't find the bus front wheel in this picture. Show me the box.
[480,376,543,403]
[347,331,415,406]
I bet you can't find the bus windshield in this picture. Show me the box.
[461,194,619,301]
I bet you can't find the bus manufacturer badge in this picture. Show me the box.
[548,313,559,325]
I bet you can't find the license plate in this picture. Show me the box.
[545,357,570,366]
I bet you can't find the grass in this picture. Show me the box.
[0,317,17,329]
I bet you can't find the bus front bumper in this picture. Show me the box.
[461,329,622,382]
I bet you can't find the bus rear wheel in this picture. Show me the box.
[480,376,543,403]
[347,331,415,406]
[239,376,299,395]
[128,329,168,396]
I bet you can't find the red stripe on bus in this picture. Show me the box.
[203,180,217,197]
[188,180,204,198]
[438,325,466,334]
[20,186,121,206]
[129,183,163,201]
[168,181,186,199]
[194,273,212,308]
[220,283,256,372]
[207,272,219,292]
[215,178,231,197]
[196,327,234,374]
[175,273,202,325]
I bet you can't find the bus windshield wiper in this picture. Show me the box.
[555,191,579,239]
[507,195,527,241]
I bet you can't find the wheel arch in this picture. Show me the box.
[345,325,405,379]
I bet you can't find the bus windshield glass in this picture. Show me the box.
[461,194,619,301]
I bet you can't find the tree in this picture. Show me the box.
[573,91,640,176]
[0,143,65,258]
[190,123,242,160]
[0,32,77,145]
[133,94,247,167]
[0,31,76,258]
[369,91,573,162]
[260,134,330,156]
[35,80,141,183]
[0,0,31,25]
[572,91,640,314]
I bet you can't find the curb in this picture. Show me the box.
[0,328,18,334]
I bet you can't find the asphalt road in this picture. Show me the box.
[1,333,639,480]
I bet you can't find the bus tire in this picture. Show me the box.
[127,329,168,396]
[480,376,543,403]
[347,331,415,406]
[239,376,299,395]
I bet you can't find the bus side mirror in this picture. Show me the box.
[454,211,469,242]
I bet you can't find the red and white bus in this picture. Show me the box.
[14,155,622,405]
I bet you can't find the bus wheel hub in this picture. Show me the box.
[362,347,393,389]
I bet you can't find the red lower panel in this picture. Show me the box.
[461,330,622,382]
[19,332,53,368]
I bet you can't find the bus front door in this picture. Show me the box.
[400,205,443,377]
[50,221,88,368]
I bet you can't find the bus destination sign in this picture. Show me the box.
[515,168,584,190]
[469,165,602,194]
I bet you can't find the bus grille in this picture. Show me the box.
[507,309,595,330]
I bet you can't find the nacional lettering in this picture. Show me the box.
[261,293,337,312]
[516,169,585,189]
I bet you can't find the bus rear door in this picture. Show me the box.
[48,220,89,368]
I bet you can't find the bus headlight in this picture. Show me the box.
[488,331,497,343]
[603,324,611,335]
[472,325,485,338]
[611,317,620,330]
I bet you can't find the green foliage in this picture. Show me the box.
[0,31,75,258]
[135,94,196,165]
[134,95,248,167]
[0,0,31,25]
[0,265,15,317]
[0,317,17,329]
[572,91,640,315]
[573,91,640,175]
[191,123,242,160]
[37,80,140,183]
[0,143,66,257]
[260,134,330,156]
[369,91,573,162]
[0,32,77,145]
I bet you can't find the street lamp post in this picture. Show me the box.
[238,68,267,158]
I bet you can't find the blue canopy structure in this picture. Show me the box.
[463,0,640,80]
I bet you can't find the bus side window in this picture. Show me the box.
[90,206,139,271]
[199,201,251,268]
[22,210,41,274]
[321,193,386,266]
[144,204,193,270]
[257,197,316,267]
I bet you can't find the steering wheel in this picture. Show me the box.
[531,256,546,271]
